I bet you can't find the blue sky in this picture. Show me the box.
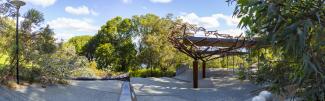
[20,0,242,41]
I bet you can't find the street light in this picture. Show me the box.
[10,0,25,84]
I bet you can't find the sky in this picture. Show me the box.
[19,0,242,41]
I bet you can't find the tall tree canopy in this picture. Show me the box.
[83,17,137,71]
[66,35,92,55]
[132,14,191,71]
[231,0,325,100]
[82,14,192,72]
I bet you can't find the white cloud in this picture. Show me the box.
[179,12,242,36]
[218,29,244,37]
[48,17,98,32]
[142,6,148,10]
[54,32,95,41]
[179,12,240,29]
[22,0,56,7]
[180,13,220,29]
[150,0,172,3]
[65,6,99,16]
[90,10,99,16]
[122,0,132,3]
[121,0,172,3]
[47,17,99,40]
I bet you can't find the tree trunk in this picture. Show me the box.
[193,60,198,88]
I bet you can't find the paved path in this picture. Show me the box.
[131,68,259,101]
[0,80,123,101]
[0,68,259,101]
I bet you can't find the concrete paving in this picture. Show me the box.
[0,80,123,101]
[131,68,260,101]
[0,68,259,101]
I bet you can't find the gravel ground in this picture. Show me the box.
[0,80,123,101]
[131,68,260,101]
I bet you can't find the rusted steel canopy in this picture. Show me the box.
[182,36,257,48]
[168,23,257,88]
[168,23,254,60]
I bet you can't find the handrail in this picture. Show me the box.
[119,81,137,101]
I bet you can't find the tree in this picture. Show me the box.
[18,9,46,63]
[95,43,115,69]
[133,14,191,71]
[83,17,137,71]
[37,25,57,54]
[231,0,325,100]
[0,0,15,17]
[66,35,92,55]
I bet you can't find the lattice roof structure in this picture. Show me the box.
[168,23,258,88]
[169,23,256,61]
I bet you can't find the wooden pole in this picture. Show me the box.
[193,60,198,88]
[202,61,206,78]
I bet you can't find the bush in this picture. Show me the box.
[0,66,12,84]
[19,67,42,83]
[236,68,246,80]
[129,69,175,78]
[70,61,113,78]
[71,68,98,78]
[27,46,90,86]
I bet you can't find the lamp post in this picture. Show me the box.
[10,0,25,84]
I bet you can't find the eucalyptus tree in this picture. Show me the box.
[83,17,137,71]
[66,35,92,55]
[132,14,191,71]
[36,25,56,54]
[230,0,325,100]
[0,0,16,61]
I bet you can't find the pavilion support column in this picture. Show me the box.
[193,60,198,88]
[202,61,206,78]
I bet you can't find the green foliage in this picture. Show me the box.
[21,9,44,32]
[36,25,57,54]
[129,69,175,78]
[82,14,192,74]
[232,0,325,100]
[66,35,92,55]
[95,43,116,69]
[236,67,246,80]
[0,6,90,86]
[207,56,247,69]
[35,46,89,85]
[133,14,192,71]
[0,17,15,67]
[83,17,137,72]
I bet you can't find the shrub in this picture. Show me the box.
[71,68,98,78]
[19,67,42,83]
[70,61,113,78]
[31,46,90,86]
[0,66,13,84]
[236,68,246,80]
[129,69,175,78]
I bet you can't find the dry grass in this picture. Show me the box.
[5,81,28,90]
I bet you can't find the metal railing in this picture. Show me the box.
[119,81,137,101]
